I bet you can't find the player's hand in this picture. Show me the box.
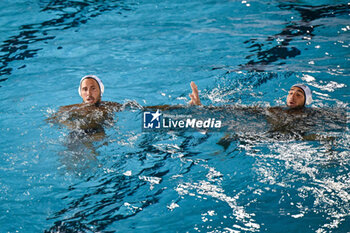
[189,81,201,106]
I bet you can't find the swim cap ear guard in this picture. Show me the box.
[78,75,105,97]
[292,83,312,106]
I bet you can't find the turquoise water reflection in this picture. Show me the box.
[0,0,349,232]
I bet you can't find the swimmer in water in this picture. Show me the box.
[188,81,313,110]
[187,81,337,146]
[47,75,128,137]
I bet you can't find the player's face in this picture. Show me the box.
[81,79,101,104]
[287,86,305,109]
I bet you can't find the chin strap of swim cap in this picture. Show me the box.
[78,75,105,97]
[292,83,312,106]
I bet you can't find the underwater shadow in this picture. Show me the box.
[0,0,133,86]
[212,2,349,72]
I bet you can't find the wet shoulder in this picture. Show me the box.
[58,101,122,112]
[100,101,123,112]
[58,103,84,112]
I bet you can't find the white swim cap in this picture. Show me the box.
[78,75,104,97]
[292,83,312,105]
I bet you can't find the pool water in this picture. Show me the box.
[0,0,349,232]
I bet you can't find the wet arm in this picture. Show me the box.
[46,104,82,128]
[189,81,202,106]
[144,81,203,110]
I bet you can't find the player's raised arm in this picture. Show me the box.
[189,81,202,106]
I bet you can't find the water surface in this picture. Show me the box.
[0,0,349,232]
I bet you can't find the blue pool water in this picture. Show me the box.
[0,0,349,232]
